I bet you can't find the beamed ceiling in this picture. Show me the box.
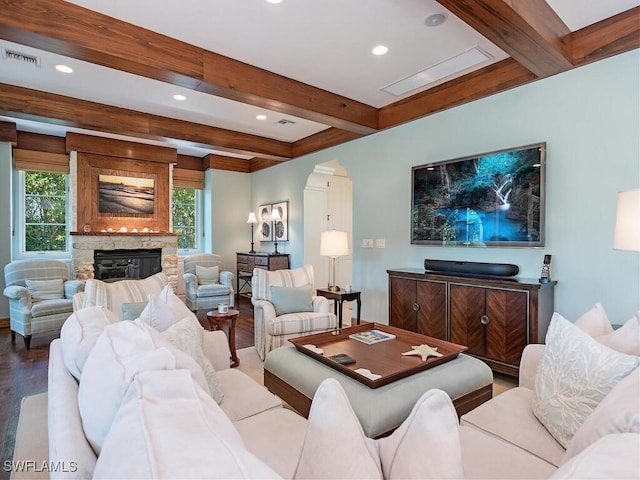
[0,1,638,172]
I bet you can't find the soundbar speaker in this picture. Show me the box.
[424,259,519,277]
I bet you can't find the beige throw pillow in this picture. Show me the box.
[26,278,64,301]
[532,313,639,448]
[294,378,464,479]
[196,265,219,285]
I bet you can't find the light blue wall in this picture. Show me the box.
[204,169,252,273]
[0,143,12,318]
[250,50,640,325]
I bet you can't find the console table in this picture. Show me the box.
[236,252,290,298]
[387,268,556,378]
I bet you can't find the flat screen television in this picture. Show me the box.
[411,142,546,247]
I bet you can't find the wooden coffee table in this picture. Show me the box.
[264,323,493,437]
[206,309,240,367]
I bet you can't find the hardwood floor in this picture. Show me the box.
[0,296,256,480]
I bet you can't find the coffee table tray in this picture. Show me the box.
[289,323,468,388]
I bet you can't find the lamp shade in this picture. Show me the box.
[247,212,257,224]
[320,230,349,257]
[270,208,282,222]
[614,189,640,251]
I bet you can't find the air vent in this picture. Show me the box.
[381,47,492,96]
[2,48,41,67]
[275,119,296,126]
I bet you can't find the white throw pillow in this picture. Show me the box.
[532,313,640,448]
[138,287,192,332]
[25,278,64,301]
[551,433,639,479]
[574,303,613,337]
[60,306,120,380]
[596,311,640,356]
[196,264,219,285]
[160,316,224,403]
[78,320,211,454]
[294,378,464,480]
[94,370,278,479]
[563,367,639,462]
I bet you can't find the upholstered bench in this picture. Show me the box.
[264,344,493,437]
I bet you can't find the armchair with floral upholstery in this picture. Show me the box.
[3,259,84,349]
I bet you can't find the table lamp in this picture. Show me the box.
[614,189,640,251]
[246,212,257,253]
[270,208,282,254]
[320,230,349,291]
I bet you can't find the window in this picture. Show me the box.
[18,170,69,255]
[172,187,201,251]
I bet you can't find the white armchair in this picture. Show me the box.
[183,254,235,312]
[3,259,84,349]
[251,264,337,360]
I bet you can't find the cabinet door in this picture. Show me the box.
[389,277,417,331]
[416,281,447,340]
[450,285,486,356]
[485,289,528,366]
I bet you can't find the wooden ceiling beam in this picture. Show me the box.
[0,83,292,161]
[379,58,535,129]
[0,121,17,145]
[571,7,640,66]
[0,0,377,135]
[436,0,572,78]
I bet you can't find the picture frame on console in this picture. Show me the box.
[411,142,546,248]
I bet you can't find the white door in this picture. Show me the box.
[303,161,352,291]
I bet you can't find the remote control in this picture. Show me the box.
[329,354,356,365]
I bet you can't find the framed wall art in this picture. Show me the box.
[258,201,289,243]
[272,201,289,242]
[76,152,170,233]
[258,204,273,241]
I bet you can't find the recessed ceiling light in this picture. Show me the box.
[256,114,267,120]
[55,64,73,73]
[265,0,282,4]
[424,13,447,27]
[173,94,187,101]
[372,45,388,56]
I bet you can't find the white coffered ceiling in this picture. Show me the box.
[0,0,638,160]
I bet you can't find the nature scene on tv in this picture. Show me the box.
[412,145,544,246]
[98,174,155,215]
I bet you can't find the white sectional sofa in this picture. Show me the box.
[44,302,639,479]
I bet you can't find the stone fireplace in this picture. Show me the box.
[71,233,179,289]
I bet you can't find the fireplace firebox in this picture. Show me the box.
[93,248,162,282]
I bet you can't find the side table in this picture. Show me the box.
[205,309,240,367]
[316,288,361,329]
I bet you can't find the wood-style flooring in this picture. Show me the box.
[0,296,256,480]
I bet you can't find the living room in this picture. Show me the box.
[0,1,638,478]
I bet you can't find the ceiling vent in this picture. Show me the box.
[2,48,41,67]
[275,119,296,126]
[381,46,492,96]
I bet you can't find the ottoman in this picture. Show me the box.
[264,344,493,437]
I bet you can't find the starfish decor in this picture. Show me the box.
[401,344,443,362]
